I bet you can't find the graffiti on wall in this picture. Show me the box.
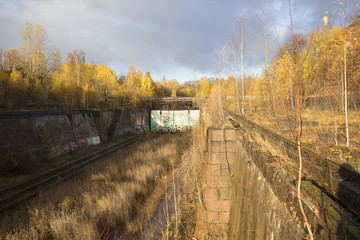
[163,116,172,122]
[150,110,200,132]
[76,139,88,149]
[61,136,100,153]
[118,113,149,137]
[118,126,149,137]
[61,141,77,153]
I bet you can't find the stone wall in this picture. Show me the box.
[228,133,304,240]
[195,128,236,239]
[0,107,149,171]
[227,112,360,239]
[195,127,305,239]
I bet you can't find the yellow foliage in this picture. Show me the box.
[140,71,155,97]
[199,76,211,98]
[96,63,119,96]
[171,82,179,97]
[10,70,26,87]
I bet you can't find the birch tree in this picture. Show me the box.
[20,22,48,84]
[216,46,227,120]
[260,0,277,115]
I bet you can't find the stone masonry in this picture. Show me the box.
[195,127,237,239]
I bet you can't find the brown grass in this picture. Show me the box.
[164,115,210,239]
[248,109,360,170]
[0,133,190,240]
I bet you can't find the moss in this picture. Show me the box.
[302,181,360,239]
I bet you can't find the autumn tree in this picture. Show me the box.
[51,63,79,108]
[20,22,48,84]
[140,71,155,97]
[3,48,23,72]
[9,70,29,106]
[171,82,179,97]
[0,49,3,70]
[0,70,10,103]
[96,63,120,97]
[65,50,85,86]
[198,76,212,98]
[178,86,194,97]
[123,65,141,102]
[154,76,167,97]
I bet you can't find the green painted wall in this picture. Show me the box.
[150,110,200,132]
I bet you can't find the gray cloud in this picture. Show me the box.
[0,0,357,82]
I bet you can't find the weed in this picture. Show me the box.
[0,133,190,239]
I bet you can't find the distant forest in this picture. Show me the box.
[0,22,205,110]
[1,17,360,112]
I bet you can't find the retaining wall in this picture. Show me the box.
[228,132,304,240]
[195,127,304,239]
[0,107,149,170]
[195,128,235,239]
[225,112,360,239]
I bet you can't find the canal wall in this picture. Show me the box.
[0,107,149,170]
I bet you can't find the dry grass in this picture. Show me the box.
[248,108,360,170]
[0,133,190,240]
[0,137,133,189]
[165,114,211,239]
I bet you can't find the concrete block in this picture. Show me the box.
[206,199,232,212]
[220,164,235,176]
[207,223,229,239]
[207,175,232,188]
[209,141,236,153]
[204,164,221,176]
[204,187,219,200]
[224,128,238,141]
[226,152,236,164]
[207,128,223,141]
[209,141,223,153]
[219,211,230,223]
[225,141,236,153]
[207,152,224,164]
[218,187,233,200]
[206,211,220,223]
[207,128,238,141]
[207,211,230,224]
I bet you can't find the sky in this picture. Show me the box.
[0,0,358,83]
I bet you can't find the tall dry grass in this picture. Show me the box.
[0,133,190,240]
[166,112,212,238]
[248,108,360,170]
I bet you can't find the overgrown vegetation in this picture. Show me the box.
[0,133,190,239]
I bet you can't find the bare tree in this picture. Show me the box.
[344,41,352,147]
[260,0,277,115]
[239,15,247,116]
[230,15,248,116]
[65,49,86,86]
[229,25,241,114]
[189,52,201,108]
[216,47,227,121]
[3,48,23,72]
[288,1,315,238]
[0,49,3,70]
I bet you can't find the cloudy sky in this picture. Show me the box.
[0,0,357,83]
